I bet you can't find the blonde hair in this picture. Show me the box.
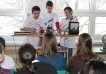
[41,33,58,55]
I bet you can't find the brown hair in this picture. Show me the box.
[76,33,97,62]
[19,43,37,74]
[41,33,58,55]
[80,59,106,74]
[0,43,4,54]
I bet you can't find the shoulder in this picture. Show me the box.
[69,55,79,63]
[4,55,14,62]
[1,55,15,69]
[16,68,31,74]
[38,18,44,22]
[61,18,66,21]
[33,62,57,74]
[25,16,32,20]
[37,55,46,60]
[56,54,64,58]
[72,16,78,22]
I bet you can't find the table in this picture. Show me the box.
[93,47,106,60]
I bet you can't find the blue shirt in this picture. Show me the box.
[37,54,66,71]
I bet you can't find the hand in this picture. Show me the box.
[57,30,61,34]
[39,27,44,33]
[30,28,36,34]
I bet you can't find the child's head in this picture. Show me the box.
[42,33,57,55]
[19,43,36,65]
[76,33,97,61]
[32,6,41,19]
[19,43,37,74]
[77,33,92,52]
[80,59,106,74]
[0,43,4,63]
[46,1,53,13]
[64,7,73,18]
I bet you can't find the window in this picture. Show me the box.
[77,0,90,10]
[66,0,76,10]
[0,0,24,35]
[0,0,23,9]
[96,0,106,10]
[78,17,89,34]
[95,17,106,35]
[0,16,23,35]
[53,0,67,9]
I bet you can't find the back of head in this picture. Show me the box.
[19,43,36,65]
[42,32,57,55]
[76,33,97,62]
[80,59,106,74]
[19,43,36,74]
[0,37,5,49]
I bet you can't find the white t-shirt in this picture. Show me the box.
[22,16,45,47]
[43,12,58,30]
[60,17,78,48]
[1,55,15,69]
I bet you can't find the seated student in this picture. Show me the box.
[16,43,57,74]
[0,37,15,70]
[67,33,99,74]
[37,32,66,70]
[80,59,106,74]
[0,43,12,74]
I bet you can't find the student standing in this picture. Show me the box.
[43,1,58,30]
[21,6,45,47]
[60,7,78,58]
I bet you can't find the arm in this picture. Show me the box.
[20,17,36,34]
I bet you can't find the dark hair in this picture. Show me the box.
[19,43,37,74]
[80,59,106,74]
[0,37,5,48]
[32,6,40,13]
[46,1,53,7]
[64,7,73,12]
[0,43,4,54]
[76,33,97,62]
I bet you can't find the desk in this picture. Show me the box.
[93,47,106,60]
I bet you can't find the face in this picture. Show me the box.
[32,11,40,19]
[46,6,53,13]
[64,9,72,18]
[0,52,4,63]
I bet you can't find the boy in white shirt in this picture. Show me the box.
[21,6,45,47]
[43,1,58,30]
[60,7,78,58]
